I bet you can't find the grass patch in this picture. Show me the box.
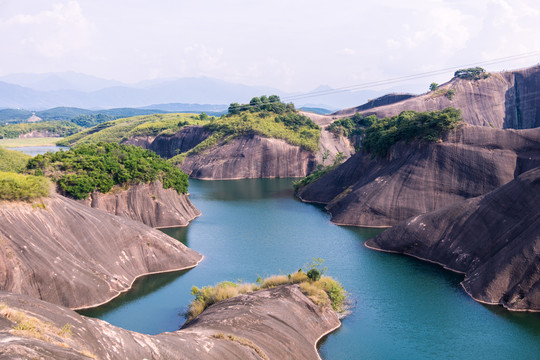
[0,303,97,359]
[58,113,208,147]
[0,137,65,147]
[0,121,81,139]
[0,171,50,201]
[0,147,31,173]
[187,260,346,321]
[212,333,269,360]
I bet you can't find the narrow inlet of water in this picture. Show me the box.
[77,178,540,360]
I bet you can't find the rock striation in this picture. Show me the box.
[365,167,540,311]
[149,126,212,158]
[0,193,203,309]
[297,126,540,227]
[126,120,352,180]
[181,134,317,179]
[334,66,540,129]
[80,181,200,228]
[0,285,340,359]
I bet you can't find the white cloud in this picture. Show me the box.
[0,1,94,59]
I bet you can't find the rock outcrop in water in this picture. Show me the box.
[80,181,200,228]
[297,126,540,227]
[365,167,540,311]
[334,66,540,129]
[0,193,203,309]
[0,285,340,359]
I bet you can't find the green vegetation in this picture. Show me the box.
[0,121,81,139]
[26,142,188,199]
[292,151,346,190]
[0,137,64,148]
[170,96,321,164]
[0,171,50,201]
[57,113,209,147]
[327,113,377,139]
[362,107,462,157]
[454,67,490,80]
[227,95,294,114]
[429,82,439,91]
[70,113,116,128]
[187,259,346,321]
[0,147,31,173]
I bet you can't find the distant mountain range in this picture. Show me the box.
[0,72,417,111]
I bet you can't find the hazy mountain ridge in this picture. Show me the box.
[0,72,409,110]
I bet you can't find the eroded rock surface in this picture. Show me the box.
[335,66,540,129]
[80,181,200,228]
[0,193,202,309]
[297,126,540,227]
[0,285,340,359]
[181,134,317,179]
[365,167,540,311]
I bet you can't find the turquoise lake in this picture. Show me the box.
[78,178,540,359]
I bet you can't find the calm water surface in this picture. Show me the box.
[8,145,68,156]
[80,179,540,360]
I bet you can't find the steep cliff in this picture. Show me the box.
[297,126,540,227]
[180,134,317,179]
[0,193,203,309]
[81,181,200,228]
[335,66,540,129]
[148,125,212,158]
[365,167,540,311]
[0,285,340,359]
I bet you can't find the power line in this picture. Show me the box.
[280,51,540,103]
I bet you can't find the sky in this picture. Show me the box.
[1,0,540,93]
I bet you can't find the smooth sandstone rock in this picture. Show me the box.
[0,285,340,359]
[80,181,200,228]
[365,167,540,311]
[0,193,203,309]
[335,66,540,129]
[297,126,540,227]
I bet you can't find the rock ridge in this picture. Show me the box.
[80,181,200,228]
[365,167,540,311]
[0,285,340,359]
[297,126,540,227]
[0,193,203,309]
[334,66,540,129]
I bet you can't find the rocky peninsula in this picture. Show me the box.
[0,285,340,359]
[0,192,202,309]
[297,126,540,227]
[366,167,540,311]
[81,181,200,228]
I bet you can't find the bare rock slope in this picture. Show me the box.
[81,181,200,228]
[365,167,540,311]
[181,134,317,179]
[335,66,540,129]
[0,193,202,309]
[0,285,340,359]
[297,126,540,227]
[127,118,352,180]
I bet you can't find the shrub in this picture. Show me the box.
[362,107,462,157]
[454,67,489,80]
[307,268,321,281]
[26,142,188,199]
[187,261,346,320]
[0,171,50,202]
[0,147,31,173]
